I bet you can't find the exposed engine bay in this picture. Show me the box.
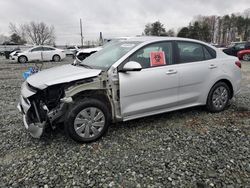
[18,70,121,138]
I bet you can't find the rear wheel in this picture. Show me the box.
[242,54,250,61]
[206,82,230,112]
[18,56,28,63]
[53,55,61,62]
[65,98,111,143]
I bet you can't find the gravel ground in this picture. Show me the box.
[0,56,249,188]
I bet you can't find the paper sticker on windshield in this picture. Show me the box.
[150,51,166,67]
[121,44,135,48]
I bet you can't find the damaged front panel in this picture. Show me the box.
[18,71,122,138]
[64,72,122,121]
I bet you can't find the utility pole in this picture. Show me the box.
[80,18,83,47]
[99,32,103,46]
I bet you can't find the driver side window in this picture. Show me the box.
[129,42,173,69]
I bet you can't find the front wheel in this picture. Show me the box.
[206,82,230,112]
[242,54,250,61]
[65,99,111,143]
[18,56,28,63]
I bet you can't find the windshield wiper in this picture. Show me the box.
[78,63,93,69]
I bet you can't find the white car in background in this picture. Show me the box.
[13,46,66,63]
[65,46,79,56]
[76,46,103,61]
[75,37,132,61]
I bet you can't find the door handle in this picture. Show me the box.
[209,64,217,69]
[166,69,177,75]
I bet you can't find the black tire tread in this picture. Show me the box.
[206,82,231,113]
[64,98,111,143]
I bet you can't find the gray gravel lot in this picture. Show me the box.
[0,56,249,187]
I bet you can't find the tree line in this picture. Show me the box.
[144,9,250,45]
[2,9,250,46]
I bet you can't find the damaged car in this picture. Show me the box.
[18,37,241,143]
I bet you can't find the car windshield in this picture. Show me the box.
[79,41,142,70]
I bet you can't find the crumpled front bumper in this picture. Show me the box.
[17,82,45,138]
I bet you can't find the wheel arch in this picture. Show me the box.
[52,54,61,60]
[209,79,234,99]
[72,90,112,114]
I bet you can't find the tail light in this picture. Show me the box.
[235,61,241,69]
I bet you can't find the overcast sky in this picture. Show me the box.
[0,0,249,45]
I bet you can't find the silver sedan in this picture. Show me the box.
[18,37,241,143]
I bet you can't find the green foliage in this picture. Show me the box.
[177,27,189,38]
[10,33,26,45]
[144,21,168,36]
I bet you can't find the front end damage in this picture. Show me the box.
[17,81,67,138]
[17,72,121,138]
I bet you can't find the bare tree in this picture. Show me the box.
[9,22,26,41]
[9,22,55,45]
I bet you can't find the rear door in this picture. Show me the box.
[175,41,218,106]
[119,41,179,119]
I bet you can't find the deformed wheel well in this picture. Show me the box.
[72,90,112,113]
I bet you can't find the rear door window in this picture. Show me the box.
[43,47,55,51]
[177,42,204,63]
[203,47,213,60]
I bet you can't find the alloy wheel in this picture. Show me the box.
[243,54,250,61]
[212,86,229,110]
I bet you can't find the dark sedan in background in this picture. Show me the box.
[223,41,250,56]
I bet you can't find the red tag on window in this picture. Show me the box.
[150,51,166,67]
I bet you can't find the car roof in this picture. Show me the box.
[125,36,211,45]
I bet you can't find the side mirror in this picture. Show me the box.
[120,61,142,72]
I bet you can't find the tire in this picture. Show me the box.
[53,55,61,62]
[242,54,250,61]
[65,98,111,143]
[206,82,231,113]
[18,56,28,63]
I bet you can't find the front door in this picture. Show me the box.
[119,41,179,120]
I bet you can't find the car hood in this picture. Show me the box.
[27,64,102,89]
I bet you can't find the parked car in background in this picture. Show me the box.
[9,50,21,57]
[237,49,250,61]
[12,46,66,63]
[65,46,78,56]
[76,46,102,61]
[75,37,131,61]
[223,41,250,56]
[18,37,241,143]
[4,47,21,59]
